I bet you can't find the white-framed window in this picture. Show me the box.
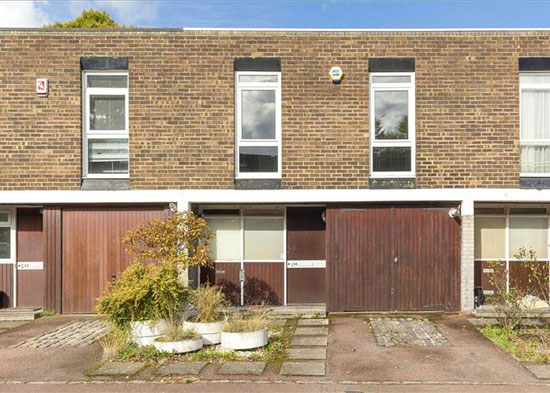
[235,72,282,179]
[0,209,15,264]
[369,72,415,178]
[83,72,129,178]
[520,74,550,176]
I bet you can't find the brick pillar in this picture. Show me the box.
[461,200,475,312]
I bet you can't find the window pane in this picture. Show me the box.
[474,217,506,259]
[88,138,128,175]
[88,75,128,88]
[509,217,548,259]
[243,206,284,216]
[372,147,411,172]
[208,218,241,261]
[372,75,411,84]
[90,95,125,131]
[241,90,276,139]
[244,218,284,260]
[521,90,550,139]
[0,213,8,223]
[0,227,10,259]
[239,75,278,83]
[521,146,550,173]
[374,90,409,140]
[520,74,550,84]
[239,146,278,173]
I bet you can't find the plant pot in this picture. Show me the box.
[152,337,203,354]
[220,329,269,350]
[183,320,224,345]
[130,320,167,346]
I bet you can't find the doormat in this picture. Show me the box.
[370,317,451,347]
[11,319,109,348]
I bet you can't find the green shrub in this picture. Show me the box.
[191,285,227,323]
[97,261,189,329]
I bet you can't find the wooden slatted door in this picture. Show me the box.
[326,205,460,312]
[62,206,169,313]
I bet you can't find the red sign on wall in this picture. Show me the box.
[36,78,48,97]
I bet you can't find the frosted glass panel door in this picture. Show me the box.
[474,217,506,259]
[244,218,284,260]
[208,218,241,261]
[509,217,548,259]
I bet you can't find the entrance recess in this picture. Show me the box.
[326,204,461,312]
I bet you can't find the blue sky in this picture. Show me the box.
[2,1,550,29]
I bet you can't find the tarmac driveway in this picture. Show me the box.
[328,314,538,384]
[0,315,103,382]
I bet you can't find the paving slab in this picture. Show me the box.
[268,319,287,327]
[294,327,328,336]
[280,362,326,376]
[287,347,327,360]
[291,336,328,346]
[217,361,266,375]
[525,364,550,379]
[468,318,499,326]
[370,317,451,347]
[155,362,206,376]
[90,362,145,376]
[12,320,109,348]
[297,319,329,326]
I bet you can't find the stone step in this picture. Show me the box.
[0,307,42,321]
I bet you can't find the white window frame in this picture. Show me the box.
[520,73,550,177]
[0,209,16,264]
[235,71,282,179]
[369,72,416,178]
[82,71,130,179]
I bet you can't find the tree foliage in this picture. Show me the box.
[45,9,121,29]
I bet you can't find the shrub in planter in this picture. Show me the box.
[97,210,213,347]
[184,285,227,345]
[97,261,189,342]
[220,309,270,350]
[153,320,203,354]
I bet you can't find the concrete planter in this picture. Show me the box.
[152,337,203,354]
[183,320,224,345]
[130,320,167,346]
[220,329,269,350]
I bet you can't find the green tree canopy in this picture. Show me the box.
[45,9,121,28]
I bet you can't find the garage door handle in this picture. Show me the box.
[394,257,399,264]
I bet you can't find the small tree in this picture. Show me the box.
[45,9,121,29]
[488,247,550,329]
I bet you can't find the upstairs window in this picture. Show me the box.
[235,72,281,179]
[369,73,415,178]
[83,72,129,178]
[520,74,550,176]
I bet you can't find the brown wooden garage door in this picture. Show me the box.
[326,204,461,312]
[62,206,169,313]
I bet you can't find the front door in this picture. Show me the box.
[326,205,460,312]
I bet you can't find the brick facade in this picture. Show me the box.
[1,30,546,190]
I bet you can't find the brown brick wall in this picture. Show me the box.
[0,30,546,190]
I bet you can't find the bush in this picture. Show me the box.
[191,285,227,323]
[97,261,189,329]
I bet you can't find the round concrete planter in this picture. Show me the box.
[183,320,224,345]
[152,337,203,354]
[130,320,167,346]
[220,329,269,350]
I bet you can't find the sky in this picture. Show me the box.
[2,0,550,29]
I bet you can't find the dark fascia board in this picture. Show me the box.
[519,57,550,72]
[234,57,281,72]
[369,58,415,72]
[81,57,129,71]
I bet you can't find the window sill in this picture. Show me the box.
[235,178,282,190]
[520,177,550,189]
[369,177,416,189]
[81,178,130,190]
